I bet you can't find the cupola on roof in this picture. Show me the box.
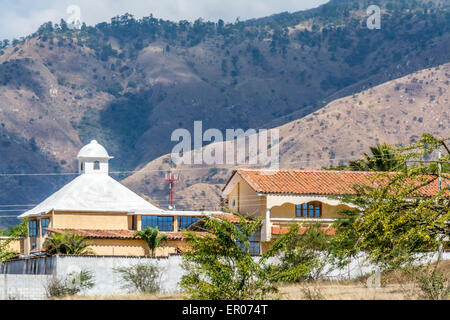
[77,140,113,159]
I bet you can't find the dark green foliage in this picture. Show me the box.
[323,142,403,172]
[43,232,94,255]
[348,143,403,171]
[2,218,28,237]
[134,227,167,257]
[332,134,450,269]
[0,59,44,97]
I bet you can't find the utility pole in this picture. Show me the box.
[165,172,179,210]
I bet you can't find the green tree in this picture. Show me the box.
[43,232,93,255]
[134,227,167,257]
[0,219,28,262]
[334,134,449,270]
[329,209,360,267]
[180,215,277,300]
[323,142,403,172]
[0,243,16,262]
[349,143,403,171]
[263,223,333,282]
[45,270,95,298]
[0,218,28,237]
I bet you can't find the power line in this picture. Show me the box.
[0,156,426,177]
[0,153,447,216]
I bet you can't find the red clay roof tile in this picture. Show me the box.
[45,228,187,241]
[271,226,336,236]
[229,169,447,197]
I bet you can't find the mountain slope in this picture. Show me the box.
[0,0,449,226]
[122,62,450,210]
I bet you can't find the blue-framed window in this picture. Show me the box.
[142,216,174,232]
[236,226,261,256]
[296,202,322,218]
[41,218,50,235]
[249,241,261,256]
[178,216,199,231]
[29,220,37,237]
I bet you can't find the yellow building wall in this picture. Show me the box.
[226,176,353,222]
[227,180,265,218]
[270,203,352,219]
[271,203,295,218]
[24,212,191,256]
[88,239,185,257]
[52,212,129,230]
[322,203,352,219]
[0,238,24,254]
[228,184,239,211]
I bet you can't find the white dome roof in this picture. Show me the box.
[19,173,164,218]
[77,140,113,159]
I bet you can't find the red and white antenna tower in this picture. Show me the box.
[165,172,179,210]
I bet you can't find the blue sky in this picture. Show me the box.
[0,0,329,40]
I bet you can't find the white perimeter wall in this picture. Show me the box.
[0,255,185,300]
[54,255,185,296]
[1,252,449,300]
[0,274,51,300]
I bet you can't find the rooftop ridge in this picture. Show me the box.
[235,168,400,174]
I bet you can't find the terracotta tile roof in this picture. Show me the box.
[227,169,448,196]
[46,228,136,239]
[45,228,187,241]
[271,226,336,236]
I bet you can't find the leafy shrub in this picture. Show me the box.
[417,269,450,300]
[43,232,93,255]
[181,215,277,300]
[114,263,161,293]
[45,270,95,298]
[265,223,333,282]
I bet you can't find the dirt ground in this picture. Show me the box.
[277,283,417,300]
[61,283,420,300]
[62,283,427,300]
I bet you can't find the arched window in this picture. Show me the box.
[296,202,322,218]
[94,161,100,170]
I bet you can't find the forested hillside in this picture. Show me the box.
[0,0,449,227]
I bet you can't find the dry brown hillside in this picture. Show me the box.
[1,0,450,228]
[122,63,450,210]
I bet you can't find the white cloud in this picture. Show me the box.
[0,0,329,40]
